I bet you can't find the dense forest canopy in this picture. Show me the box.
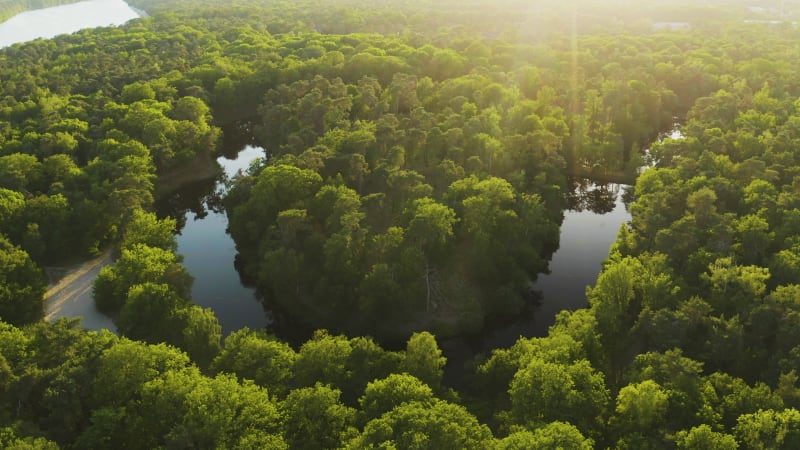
[4,0,800,448]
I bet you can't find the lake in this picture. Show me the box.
[0,0,141,48]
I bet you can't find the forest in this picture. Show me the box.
[4,0,800,448]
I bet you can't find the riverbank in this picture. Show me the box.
[155,150,221,197]
[568,166,637,185]
[42,149,222,332]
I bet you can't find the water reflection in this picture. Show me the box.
[155,133,270,335]
[566,179,621,214]
[156,177,220,232]
[442,179,632,385]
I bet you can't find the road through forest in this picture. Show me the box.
[44,250,117,332]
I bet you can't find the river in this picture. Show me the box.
[5,0,646,359]
[164,139,633,348]
[437,180,631,378]
[156,146,270,335]
[0,0,141,48]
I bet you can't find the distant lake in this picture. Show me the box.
[0,0,141,48]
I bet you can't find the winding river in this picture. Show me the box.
[163,140,634,348]
[155,146,270,335]
[7,0,658,363]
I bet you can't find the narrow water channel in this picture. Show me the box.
[156,145,270,335]
[439,181,631,378]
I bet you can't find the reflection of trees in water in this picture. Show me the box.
[154,177,223,232]
[621,185,635,209]
[219,120,257,159]
[566,179,623,214]
[155,119,258,232]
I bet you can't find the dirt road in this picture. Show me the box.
[44,250,117,333]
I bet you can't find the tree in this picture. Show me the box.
[0,427,59,450]
[120,209,177,252]
[93,243,193,314]
[613,380,669,432]
[0,153,42,192]
[210,328,296,397]
[172,96,211,124]
[587,257,640,373]
[405,198,457,258]
[403,331,446,389]
[294,330,352,389]
[702,257,770,316]
[116,282,186,343]
[359,373,434,421]
[509,358,609,433]
[350,399,493,449]
[498,422,594,450]
[734,408,800,450]
[175,305,222,370]
[0,236,46,326]
[163,373,283,449]
[280,383,356,450]
[675,425,738,450]
[625,350,705,430]
[90,338,191,410]
[121,368,286,450]
[700,372,784,430]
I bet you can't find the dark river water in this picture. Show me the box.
[438,181,630,377]
[156,145,270,335]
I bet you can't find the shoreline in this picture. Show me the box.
[42,150,221,332]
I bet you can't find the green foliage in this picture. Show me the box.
[119,209,177,252]
[676,425,738,450]
[6,0,800,448]
[293,330,404,403]
[174,305,222,370]
[117,282,187,342]
[509,358,609,434]
[734,409,800,450]
[613,380,670,432]
[402,331,446,390]
[280,383,356,450]
[498,422,594,450]
[93,243,192,314]
[0,426,59,450]
[359,373,434,421]
[349,399,493,449]
[210,327,297,397]
[0,235,45,326]
[90,338,192,409]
